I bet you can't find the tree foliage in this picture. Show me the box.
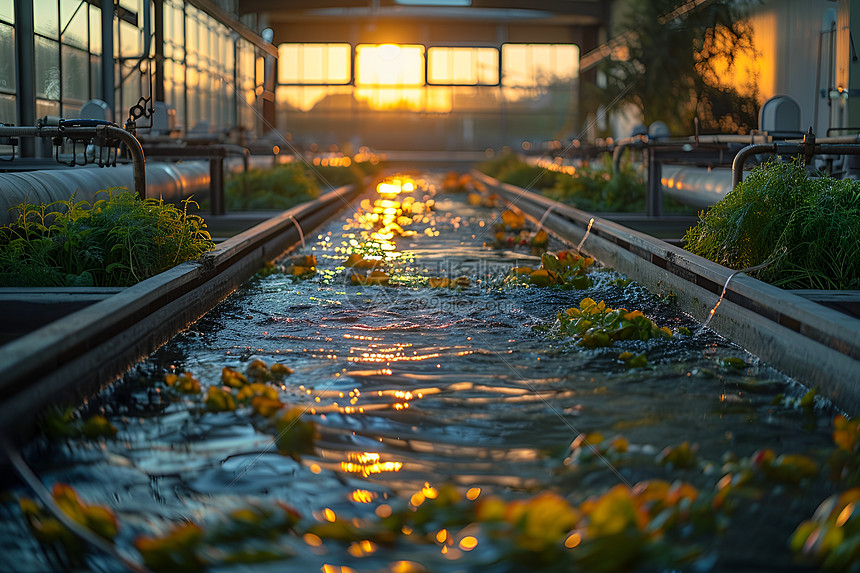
[596,0,760,135]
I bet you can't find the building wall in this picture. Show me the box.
[747,0,837,135]
[1,0,271,159]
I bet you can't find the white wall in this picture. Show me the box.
[747,0,837,135]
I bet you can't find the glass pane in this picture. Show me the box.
[62,45,89,101]
[279,43,352,84]
[428,47,498,84]
[171,60,185,86]
[502,44,578,87]
[355,44,423,86]
[328,44,351,83]
[89,54,102,105]
[0,0,14,24]
[304,45,323,82]
[119,20,141,57]
[62,102,80,119]
[35,36,61,99]
[501,44,527,87]
[35,0,60,39]
[477,49,498,84]
[61,0,88,48]
[224,40,234,76]
[171,5,184,45]
[0,23,15,91]
[0,93,13,124]
[89,5,101,54]
[37,98,61,119]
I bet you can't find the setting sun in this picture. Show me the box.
[356,44,425,86]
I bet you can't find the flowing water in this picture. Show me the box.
[0,172,845,572]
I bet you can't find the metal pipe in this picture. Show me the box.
[680,134,771,145]
[140,143,250,211]
[0,126,147,198]
[101,125,147,197]
[731,141,860,188]
[731,143,778,188]
[611,136,647,175]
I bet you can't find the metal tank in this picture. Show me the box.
[0,162,211,225]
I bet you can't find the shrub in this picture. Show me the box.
[683,158,860,290]
[0,190,214,287]
[225,163,321,211]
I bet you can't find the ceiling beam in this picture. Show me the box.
[239,0,607,20]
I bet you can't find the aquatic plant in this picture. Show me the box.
[479,151,695,214]
[507,251,594,289]
[164,371,202,394]
[344,253,379,269]
[20,483,119,558]
[205,386,236,412]
[442,171,483,194]
[830,415,860,484]
[558,297,673,347]
[684,158,860,290]
[790,489,860,571]
[0,190,213,287]
[427,276,470,288]
[351,270,390,285]
[134,501,300,571]
[39,407,117,441]
[162,361,315,461]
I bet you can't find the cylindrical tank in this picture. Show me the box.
[0,162,211,225]
[660,165,734,208]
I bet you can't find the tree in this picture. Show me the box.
[595,0,760,136]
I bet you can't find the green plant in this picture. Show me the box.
[546,153,647,212]
[476,149,526,179]
[683,159,860,290]
[224,163,321,210]
[558,297,673,347]
[0,189,214,287]
[480,151,651,212]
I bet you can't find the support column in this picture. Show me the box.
[14,0,36,157]
[646,149,663,218]
[154,0,164,103]
[102,0,115,117]
[210,157,224,216]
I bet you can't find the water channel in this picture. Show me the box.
[0,171,844,572]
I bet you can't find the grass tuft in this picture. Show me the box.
[0,189,214,287]
[683,158,860,290]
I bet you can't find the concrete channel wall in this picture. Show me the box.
[0,184,362,440]
[473,170,860,412]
